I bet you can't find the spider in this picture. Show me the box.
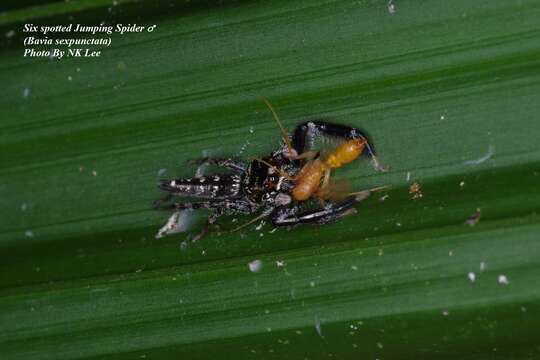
[154,117,387,240]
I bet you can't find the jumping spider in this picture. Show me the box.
[154,117,387,240]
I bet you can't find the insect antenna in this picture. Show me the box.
[262,98,296,157]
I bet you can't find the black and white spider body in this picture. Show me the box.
[154,120,387,240]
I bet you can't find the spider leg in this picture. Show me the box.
[152,193,173,209]
[271,195,367,227]
[191,157,247,173]
[154,200,214,211]
[191,212,220,242]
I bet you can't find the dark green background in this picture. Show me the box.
[1,0,539,359]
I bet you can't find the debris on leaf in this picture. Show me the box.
[464,144,495,165]
[498,274,509,285]
[314,315,324,339]
[409,182,423,199]
[248,259,263,273]
[465,208,481,226]
[387,0,396,14]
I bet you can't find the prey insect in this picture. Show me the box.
[154,101,388,240]
[260,99,386,203]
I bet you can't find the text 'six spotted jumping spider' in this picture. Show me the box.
[154,99,389,240]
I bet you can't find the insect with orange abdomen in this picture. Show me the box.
[261,99,387,204]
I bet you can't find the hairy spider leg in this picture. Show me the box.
[190,157,247,173]
[152,193,173,209]
[191,212,220,242]
[272,184,391,227]
[270,195,362,227]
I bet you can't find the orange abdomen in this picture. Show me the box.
[292,160,325,201]
[325,139,365,168]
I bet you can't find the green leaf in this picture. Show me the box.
[1,0,540,359]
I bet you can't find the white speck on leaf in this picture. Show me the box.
[465,208,481,226]
[24,230,34,238]
[248,259,263,273]
[22,88,30,98]
[387,0,396,14]
[157,168,167,176]
[498,274,509,285]
[468,272,476,282]
[480,261,486,271]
